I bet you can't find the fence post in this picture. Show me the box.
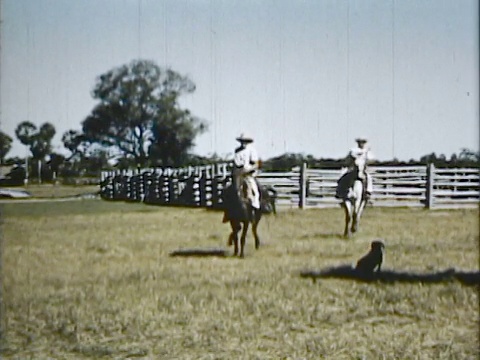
[199,173,207,207]
[425,163,435,209]
[299,162,307,209]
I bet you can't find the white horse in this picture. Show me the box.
[337,167,368,238]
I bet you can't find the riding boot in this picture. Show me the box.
[246,207,253,222]
[335,184,342,199]
[222,211,229,223]
[365,191,372,205]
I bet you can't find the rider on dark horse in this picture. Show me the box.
[223,132,261,222]
[336,136,374,202]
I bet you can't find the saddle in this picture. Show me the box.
[335,169,367,200]
[222,179,276,223]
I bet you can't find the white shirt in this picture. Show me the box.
[234,143,259,173]
[348,146,374,169]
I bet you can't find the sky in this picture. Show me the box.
[0,0,478,162]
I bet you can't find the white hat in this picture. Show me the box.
[236,133,253,143]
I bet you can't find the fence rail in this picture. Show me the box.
[100,163,479,209]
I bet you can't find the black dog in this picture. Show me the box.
[355,240,385,273]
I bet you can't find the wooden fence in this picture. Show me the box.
[99,163,479,209]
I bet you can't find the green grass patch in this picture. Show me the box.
[1,200,478,359]
[2,184,99,198]
[1,199,163,218]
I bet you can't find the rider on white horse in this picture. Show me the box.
[349,136,374,198]
[337,137,374,200]
[232,133,261,210]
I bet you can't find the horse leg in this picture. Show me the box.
[240,220,249,258]
[352,212,358,233]
[350,199,357,233]
[252,210,261,249]
[233,230,239,256]
[352,181,367,233]
[353,199,367,233]
[230,221,240,256]
[343,202,352,238]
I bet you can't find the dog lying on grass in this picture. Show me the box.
[301,239,479,285]
[355,240,385,274]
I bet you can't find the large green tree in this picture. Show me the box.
[62,129,89,161]
[148,94,207,166]
[458,148,480,163]
[81,59,207,167]
[15,121,56,182]
[15,121,56,160]
[0,131,13,164]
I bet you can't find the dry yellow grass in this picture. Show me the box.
[0,199,478,359]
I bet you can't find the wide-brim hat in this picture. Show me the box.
[355,136,368,143]
[236,133,254,143]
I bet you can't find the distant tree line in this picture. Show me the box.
[0,59,478,185]
[260,149,480,172]
[0,60,208,184]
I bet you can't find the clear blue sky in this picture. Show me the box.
[1,0,478,161]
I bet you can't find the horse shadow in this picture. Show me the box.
[300,265,480,286]
[169,248,229,258]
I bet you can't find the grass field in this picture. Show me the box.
[0,195,478,359]
[1,184,99,199]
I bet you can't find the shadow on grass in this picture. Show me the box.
[300,265,480,286]
[300,232,344,240]
[169,248,229,258]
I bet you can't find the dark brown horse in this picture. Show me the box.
[222,180,276,257]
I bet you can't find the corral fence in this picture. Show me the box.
[100,163,479,209]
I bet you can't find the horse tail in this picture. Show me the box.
[260,185,277,215]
